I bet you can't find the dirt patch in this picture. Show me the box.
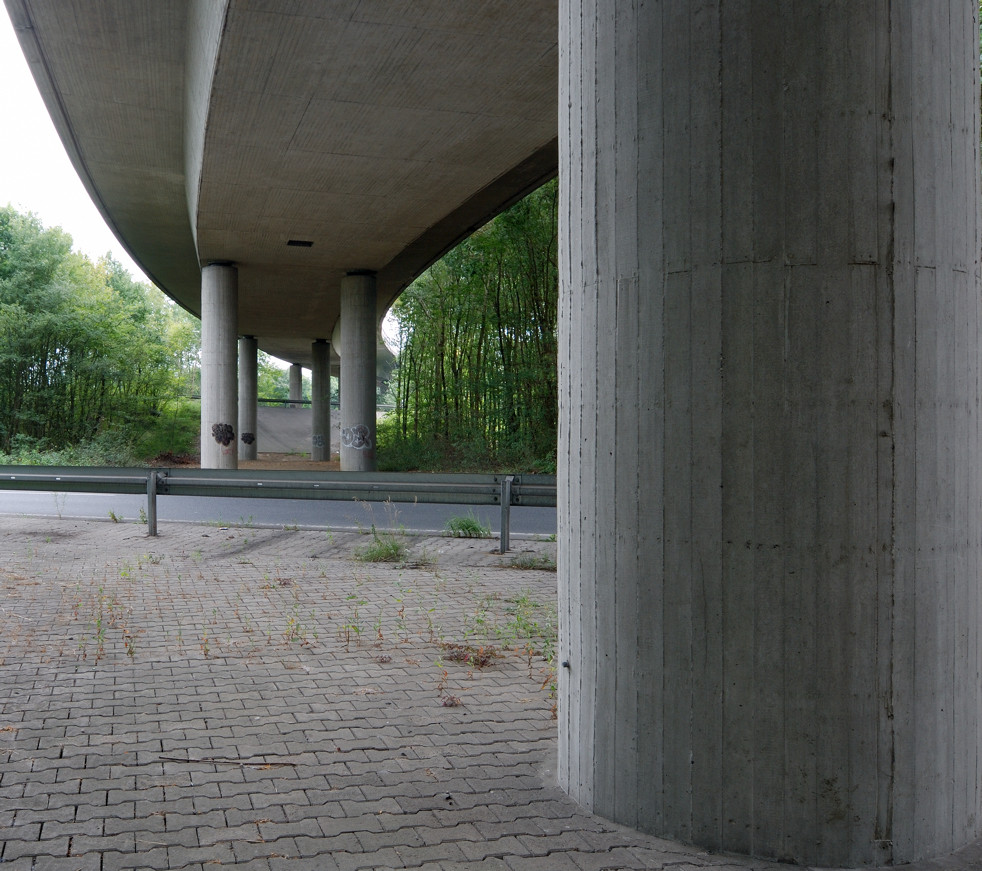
[239,452,340,472]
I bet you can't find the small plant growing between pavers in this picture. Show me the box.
[373,605,385,642]
[339,585,367,649]
[354,525,408,563]
[441,694,462,707]
[462,592,500,644]
[496,588,559,704]
[444,511,491,538]
[440,642,498,669]
[507,552,557,571]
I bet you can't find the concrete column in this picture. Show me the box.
[289,363,303,409]
[559,4,981,868]
[200,263,238,469]
[339,272,377,471]
[237,336,258,461]
[311,340,331,461]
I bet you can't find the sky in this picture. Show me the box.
[0,8,148,281]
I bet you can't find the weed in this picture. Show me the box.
[444,511,491,538]
[139,507,148,525]
[419,602,440,643]
[339,587,367,649]
[441,694,462,707]
[498,588,559,695]
[108,510,122,523]
[354,525,407,563]
[508,552,557,571]
[401,548,436,568]
[462,592,500,643]
[441,641,498,668]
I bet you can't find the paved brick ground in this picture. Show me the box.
[1,516,981,871]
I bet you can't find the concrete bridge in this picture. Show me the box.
[7,1,982,867]
[5,0,557,469]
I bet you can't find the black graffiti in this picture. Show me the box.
[241,432,255,445]
[212,423,235,446]
[341,424,373,450]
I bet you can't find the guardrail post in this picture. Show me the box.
[146,471,158,537]
[499,475,514,554]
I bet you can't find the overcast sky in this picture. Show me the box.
[0,7,147,281]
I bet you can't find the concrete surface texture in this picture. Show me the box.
[3,0,558,368]
[558,3,982,868]
[254,407,340,457]
[238,336,258,461]
[289,365,303,405]
[339,274,378,473]
[200,263,239,470]
[311,340,332,462]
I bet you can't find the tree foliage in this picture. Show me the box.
[387,180,558,471]
[0,206,199,456]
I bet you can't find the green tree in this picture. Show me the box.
[0,206,199,457]
[386,180,558,471]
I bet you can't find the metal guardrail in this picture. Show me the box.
[0,466,556,552]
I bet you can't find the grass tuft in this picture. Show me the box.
[444,511,492,538]
[354,525,408,563]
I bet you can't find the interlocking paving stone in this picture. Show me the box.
[2,516,978,871]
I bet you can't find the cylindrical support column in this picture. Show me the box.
[200,263,238,469]
[238,335,258,461]
[289,363,303,408]
[311,340,331,461]
[339,272,377,471]
[559,4,981,868]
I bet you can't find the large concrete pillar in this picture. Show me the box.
[311,340,331,461]
[289,363,303,408]
[200,263,238,469]
[558,4,981,868]
[340,272,377,471]
[238,335,258,461]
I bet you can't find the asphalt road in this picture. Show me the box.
[0,490,557,537]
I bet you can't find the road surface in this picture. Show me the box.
[0,490,556,537]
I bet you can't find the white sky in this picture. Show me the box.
[0,7,148,282]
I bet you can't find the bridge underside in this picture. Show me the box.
[8,0,982,867]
